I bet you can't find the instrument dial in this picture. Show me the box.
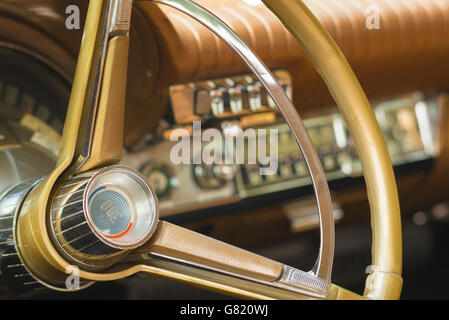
[0,47,68,193]
[140,162,176,198]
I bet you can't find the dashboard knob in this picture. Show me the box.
[212,163,236,182]
[193,163,236,189]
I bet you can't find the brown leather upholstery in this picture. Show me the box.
[136,0,449,113]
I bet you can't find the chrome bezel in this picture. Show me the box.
[83,165,159,250]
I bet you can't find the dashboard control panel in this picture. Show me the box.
[169,71,292,123]
[122,91,439,217]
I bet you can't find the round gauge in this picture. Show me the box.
[140,162,175,198]
[0,47,69,193]
[0,47,68,130]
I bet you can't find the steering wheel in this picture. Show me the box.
[11,0,402,300]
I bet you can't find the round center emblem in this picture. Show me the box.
[89,188,132,238]
[83,166,159,249]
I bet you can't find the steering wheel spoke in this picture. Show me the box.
[60,0,132,175]
[129,221,330,298]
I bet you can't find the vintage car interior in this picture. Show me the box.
[1,0,449,300]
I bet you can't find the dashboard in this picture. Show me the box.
[122,75,440,222]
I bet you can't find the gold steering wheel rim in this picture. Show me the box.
[14,0,402,300]
[263,0,403,299]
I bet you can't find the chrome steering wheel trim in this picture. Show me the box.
[141,0,335,285]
